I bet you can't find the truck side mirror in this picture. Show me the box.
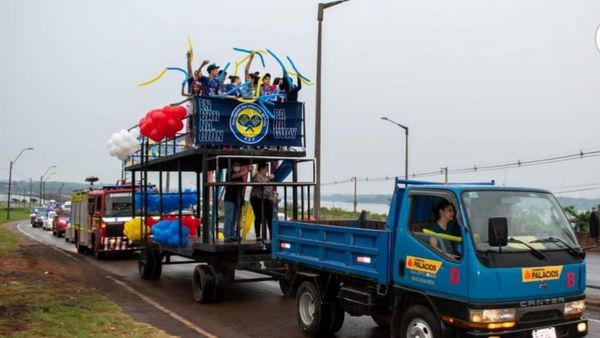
[488,217,508,247]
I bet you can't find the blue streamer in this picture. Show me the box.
[257,99,275,119]
[286,56,312,83]
[266,49,286,72]
[216,62,231,82]
[233,47,265,68]
[218,81,250,97]
[167,67,189,85]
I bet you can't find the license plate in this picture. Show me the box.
[532,327,556,338]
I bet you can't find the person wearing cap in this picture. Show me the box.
[200,63,221,96]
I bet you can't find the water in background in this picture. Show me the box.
[322,201,389,215]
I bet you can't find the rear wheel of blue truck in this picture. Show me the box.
[326,300,345,334]
[296,281,330,336]
[396,305,440,338]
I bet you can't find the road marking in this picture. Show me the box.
[588,317,600,324]
[16,222,79,262]
[105,275,219,338]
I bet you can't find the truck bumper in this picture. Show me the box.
[459,318,587,338]
[102,236,139,252]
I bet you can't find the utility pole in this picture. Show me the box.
[29,178,32,209]
[442,167,448,183]
[6,147,33,220]
[315,0,350,219]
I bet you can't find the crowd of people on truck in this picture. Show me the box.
[183,51,302,102]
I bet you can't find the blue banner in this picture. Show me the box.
[194,97,303,147]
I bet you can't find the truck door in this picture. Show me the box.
[394,189,469,300]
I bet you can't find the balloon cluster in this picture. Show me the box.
[139,105,187,142]
[123,218,152,241]
[107,129,140,161]
[135,190,197,214]
[152,220,190,247]
[161,215,199,236]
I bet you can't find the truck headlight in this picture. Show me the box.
[469,308,516,323]
[564,300,585,316]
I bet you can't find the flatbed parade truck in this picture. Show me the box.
[272,178,588,337]
[125,95,314,301]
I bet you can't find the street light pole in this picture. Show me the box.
[40,165,57,206]
[381,117,409,180]
[6,147,33,220]
[43,172,56,205]
[314,0,349,219]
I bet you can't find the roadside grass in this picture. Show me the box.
[0,208,173,338]
[0,281,172,338]
[0,207,29,253]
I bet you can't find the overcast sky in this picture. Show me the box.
[1,0,600,198]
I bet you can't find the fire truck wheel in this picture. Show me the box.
[192,265,215,303]
[92,236,104,259]
[296,281,330,336]
[75,232,85,254]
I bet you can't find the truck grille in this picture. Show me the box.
[518,309,562,324]
[105,224,124,237]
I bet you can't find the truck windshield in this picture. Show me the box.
[462,190,579,252]
[104,192,132,217]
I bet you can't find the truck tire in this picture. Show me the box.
[192,265,215,303]
[397,305,440,338]
[296,281,330,336]
[92,236,104,259]
[326,300,345,334]
[209,265,224,303]
[75,232,86,254]
[151,251,162,280]
[139,248,160,280]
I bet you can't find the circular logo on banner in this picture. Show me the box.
[230,103,269,144]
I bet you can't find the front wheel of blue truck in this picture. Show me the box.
[296,281,331,336]
[393,305,440,338]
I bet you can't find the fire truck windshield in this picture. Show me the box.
[104,192,132,217]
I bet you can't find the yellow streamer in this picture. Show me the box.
[288,71,314,86]
[423,229,462,242]
[237,97,257,104]
[138,69,167,87]
[186,35,194,62]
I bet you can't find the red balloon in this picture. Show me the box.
[172,106,187,119]
[149,129,164,142]
[175,119,184,132]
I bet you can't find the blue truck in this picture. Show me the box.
[273,179,588,337]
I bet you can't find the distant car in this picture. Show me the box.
[52,209,70,237]
[32,208,49,228]
[43,211,56,230]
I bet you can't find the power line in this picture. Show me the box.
[323,147,600,186]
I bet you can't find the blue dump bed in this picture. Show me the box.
[272,220,390,285]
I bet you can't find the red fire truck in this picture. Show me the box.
[71,185,138,258]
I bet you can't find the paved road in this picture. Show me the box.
[13,221,600,337]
